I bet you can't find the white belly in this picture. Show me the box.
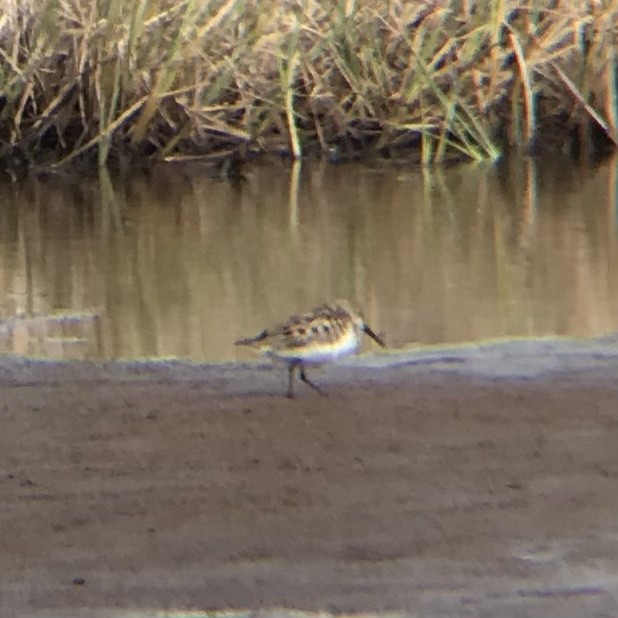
[269,328,360,364]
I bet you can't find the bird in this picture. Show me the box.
[235,299,386,398]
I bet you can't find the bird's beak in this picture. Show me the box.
[363,324,386,348]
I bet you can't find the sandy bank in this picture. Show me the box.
[1,337,617,617]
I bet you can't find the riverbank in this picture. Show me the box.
[0,1,616,177]
[1,337,617,617]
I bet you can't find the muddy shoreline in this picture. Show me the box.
[1,337,617,617]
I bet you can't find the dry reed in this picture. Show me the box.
[0,0,616,172]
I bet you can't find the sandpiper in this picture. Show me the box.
[235,299,386,398]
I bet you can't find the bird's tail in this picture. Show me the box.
[234,329,269,346]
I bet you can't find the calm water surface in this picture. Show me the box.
[0,157,617,361]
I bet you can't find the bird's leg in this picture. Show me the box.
[299,365,326,396]
[287,363,297,399]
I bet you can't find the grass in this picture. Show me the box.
[0,0,616,173]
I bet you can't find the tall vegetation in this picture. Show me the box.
[0,0,616,171]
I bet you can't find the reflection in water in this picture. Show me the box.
[0,157,617,362]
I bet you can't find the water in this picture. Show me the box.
[0,156,617,362]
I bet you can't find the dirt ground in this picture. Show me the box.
[1,338,617,618]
